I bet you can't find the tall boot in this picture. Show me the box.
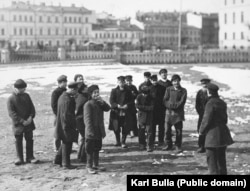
[26,140,34,162]
[114,132,121,146]
[15,139,24,165]
[93,151,99,167]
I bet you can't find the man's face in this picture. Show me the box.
[201,83,208,90]
[76,76,84,83]
[172,79,180,88]
[91,89,100,100]
[59,81,67,88]
[160,72,167,80]
[16,88,26,94]
[125,79,132,86]
[118,80,125,88]
[144,76,150,82]
[150,79,157,86]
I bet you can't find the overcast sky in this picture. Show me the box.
[0,0,222,18]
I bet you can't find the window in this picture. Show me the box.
[65,29,67,35]
[47,17,51,23]
[100,33,102,38]
[64,17,67,22]
[241,32,244,39]
[124,33,127,38]
[69,29,72,35]
[242,0,244,3]
[79,29,81,35]
[1,29,4,35]
[31,41,33,46]
[225,32,227,40]
[85,17,88,23]
[56,28,59,35]
[57,40,60,46]
[225,0,227,5]
[85,28,88,35]
[30,29,33,35]
[79,17,81,23]
[55,17,58,23]
[13,15,16,21]
[224,13,227,24]
[19,28,22,35]
[14,28,17,35]
[1,15,4,21]
[24,16,27,22]
[233,0,235,4]
[74,17,77,23]
[233,12,235,24]
[39,16,42,22]
[19,15,22,21]
[241,12,244,23]
[69,17,72,23]
[25,28,28,35]
[48,28,51,35]
[95,33,98,38]
[233,32,235,40]
[29,16,33,22]
[40,28,43,35]
[74,29,77,35]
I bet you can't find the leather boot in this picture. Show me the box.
[114,132,121,146]
[15,139,24,165]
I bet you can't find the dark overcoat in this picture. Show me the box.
[7,92,36,135]
[199,96,234,148]
[158,79,172,88]
[75,93,89,133]
[51,87,66,115]
[54,92,77,143]
[195,89,209,130]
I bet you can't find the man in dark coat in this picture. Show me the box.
[163,74,187,153]
[84,85,110,174]
[125,75,139,137]
[199,83,234,175]
[51,75,67,151]
[195,78,210,153]
[138,72,152,93]
[75,83,89,163]
[149,75,166,147]
[158,69,172,88]
[109,76,134,148]
[54,82,78,169]
[7,79,38,165]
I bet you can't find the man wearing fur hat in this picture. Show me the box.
[84,85,110,174]
[7,79,38,165]
[163,74,187,153]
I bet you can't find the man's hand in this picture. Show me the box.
[23,116,33,126]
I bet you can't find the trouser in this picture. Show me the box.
[206,147,227,175]
[85,139,102,168]
[15,130,34,162]
[138,124,153,148]
[114,116,128,144]
[197,115,205,148]
[54,141,73,167]
[165,121,183,147]
[152,115,165,144]
[77,128,86,162]
[131,113,138,136]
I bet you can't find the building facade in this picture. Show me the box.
[219,0,250,49]
[0,1,95,48]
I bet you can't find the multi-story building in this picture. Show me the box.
[219,0,250,50]
[0,1,95,48]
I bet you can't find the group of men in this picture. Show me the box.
[7,68,234,175]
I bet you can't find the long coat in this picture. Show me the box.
[108,86,134,132]
[75,93,89,133]
[84,99,110,140]
[7,92,36,135]
[54,92,77,143]
[163,86,187,125]
[199,96,234,148]
[195,89,209,130]
[51,87,66,115]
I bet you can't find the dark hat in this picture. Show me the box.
[57,75,67,83]
[117,76,125,81]
[141,85,150,94]
[150,74,158,81]
[125,75,133,81]
[88,85,99,94]
[144,72,151,77]
[74,74,83,82]
[78,83,87,93]
[200,78,211,84]
[68,82,79,89]
[14,79,27,89]
[171,74,181,82]
[207,83,219,93]
[159,69,168,74]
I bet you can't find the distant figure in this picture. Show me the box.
[199,83,234,175]
[84,85,110,174]
[51,75,67,152]
[163,74,187,153]
[195,78,211,153]
[7,79,39,165]
[138,72,152,93]
[54,82,78,169]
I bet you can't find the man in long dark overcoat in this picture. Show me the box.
[54,82,78,169]
[7,79,38,165]
[109,76,134,148]
[138,72,152,93]
[199,83,234,175]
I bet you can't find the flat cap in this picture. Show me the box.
[144,72,151,77]
[68,82,79,89]
[207,83,219,92]
[57,75,67,83]
[150,74,158,81]
[14,79,27,89]
[125,75,133,80]
[117,76,125,81]
[200,78,211,84]
[159,69,168,74]
[171,74,181,82]
[88,85,99,94]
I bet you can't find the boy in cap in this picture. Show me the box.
[138,72,152,93]
[195,78,211,153]
[51,75,67,152]
[158,69,172,88]
[136,85,154,152]
[84,85,110,174]
[125,75,139,137]
[199,83,234,174]
[163,74,187,153]
[109,76,134,148]
[7,79,38,165]
[54,82,78,169]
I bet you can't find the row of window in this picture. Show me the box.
[224,12,244,24]
[224,32,245,40]
[225,0,244,5]
[147,29,200,35]
[94,32,140,39]
[147,37,201,42]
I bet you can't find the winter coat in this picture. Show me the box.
[138,81,152,93]
[158,79,172,88]
[51,87,66,115]
[75,93,89,132]
[199,96,234,148]
[84,99,110,140]
[54,92,77,143]
[7,92,36,135]
[195,89,209,116]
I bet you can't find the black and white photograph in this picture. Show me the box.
[0,0,250,190]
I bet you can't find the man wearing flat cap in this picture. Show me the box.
[109,76,134,148]
[7,79,38,165]
[54,82,78,169]
[51,75,67,152]
[138,72,152,93]
[125,75,139,137]
[195,78,211,153]
[158,69,172,88]
[199,83,234,175]
[163,74,187,153]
